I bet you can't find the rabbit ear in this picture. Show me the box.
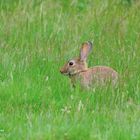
[80,41,92,61]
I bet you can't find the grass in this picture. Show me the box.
[0,0,140,139]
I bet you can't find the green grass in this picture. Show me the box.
[0,0,140,139]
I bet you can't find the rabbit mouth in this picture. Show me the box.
[63,72,69,75]
[60,71,73,76]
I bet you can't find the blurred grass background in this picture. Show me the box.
[0,0,140,139]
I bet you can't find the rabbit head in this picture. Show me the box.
[60,41,92,76]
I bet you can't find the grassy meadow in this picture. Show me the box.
[0,0,140,139]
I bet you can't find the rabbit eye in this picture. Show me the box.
[69,61,74,66]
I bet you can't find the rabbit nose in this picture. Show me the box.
[60,69,63,73]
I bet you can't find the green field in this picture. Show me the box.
[0,0,140,139]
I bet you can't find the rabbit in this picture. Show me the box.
[60,41,118,88]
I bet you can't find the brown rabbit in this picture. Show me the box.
[60,41,118,88]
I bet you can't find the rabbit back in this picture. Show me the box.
[72,66,118,88]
